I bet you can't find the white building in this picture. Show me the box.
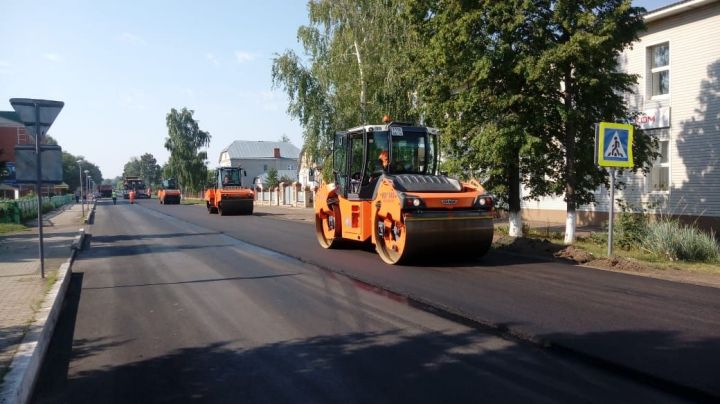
[218,140,301,188]
[522,0,720,231]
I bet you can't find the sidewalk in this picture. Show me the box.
[252,204,596,234]
[0,202,84,382]
[253,204,315,223]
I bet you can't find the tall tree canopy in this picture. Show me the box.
[123,153,162,186]
[164,108,211,193]
[275,0,658,244]
[410,0,552,236]
[527,0,655,243]
[272,0,420,175]
[62,152,102,193]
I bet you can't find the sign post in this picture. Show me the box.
[9,98,64,278]
[595,122,634,257]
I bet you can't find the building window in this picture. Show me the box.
[649,43,669,98]
[263,164,268,172]
[288,165,293,170]
[650,140,669,192]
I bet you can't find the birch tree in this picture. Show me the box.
[164,108,211,193]
[272,0,420,180]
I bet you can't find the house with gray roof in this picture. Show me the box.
[218,140,301,188]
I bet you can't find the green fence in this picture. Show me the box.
[0,195,75,224]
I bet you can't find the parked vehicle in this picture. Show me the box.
[314,121,494,264]
[98,184,113,198]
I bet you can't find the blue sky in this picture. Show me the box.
[0,0,677,178]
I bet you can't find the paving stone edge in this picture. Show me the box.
[0,227,85,404]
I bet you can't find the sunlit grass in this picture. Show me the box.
[181,198,202,205]
[494,222,720,274]
[0,223,28,234]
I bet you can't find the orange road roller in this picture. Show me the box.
[315,122,494,264]
[205,167,254,215]
[158,178,182,205]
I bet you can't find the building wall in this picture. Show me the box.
[522,2,720,229]
[0,125,28,163]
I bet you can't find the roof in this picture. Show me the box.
[644,0,718,22]
[344,122,439,135]
[221,140,300,161]
[0,111,23,126]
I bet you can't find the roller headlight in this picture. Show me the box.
[401,193,424,209]
[474,195,494,209]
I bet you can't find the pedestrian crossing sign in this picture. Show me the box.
[595,122,634,168]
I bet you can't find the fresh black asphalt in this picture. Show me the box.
[30,199,717,402]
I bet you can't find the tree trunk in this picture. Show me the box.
[563,70,577,245]
[353,39,367,123]
[508,150,523,237]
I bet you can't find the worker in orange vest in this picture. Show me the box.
[129,190,136,204]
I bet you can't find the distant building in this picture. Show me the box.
[218,140,301,188]
[522,0,720,230]
[297,149,321,189]
[0,111,33,198]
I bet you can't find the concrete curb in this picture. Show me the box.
[0,226,85,404]
[83,200,97,225]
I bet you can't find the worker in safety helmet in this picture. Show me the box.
[129,189,136,204]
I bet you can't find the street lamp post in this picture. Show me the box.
[77,160,84,218]
[84,170,89,208]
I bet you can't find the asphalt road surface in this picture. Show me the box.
[31,199,714,402]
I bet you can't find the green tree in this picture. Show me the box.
[410,0,552,237]
[123,153,162,186]
[63,152,102,193]
[206,168,216,188]
[272,0,419,180]
[265,167,279,189]
[164,108,211,193]
[528,0,656,243]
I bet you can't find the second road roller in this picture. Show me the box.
[205,167,254,215]
[314,120,495,264]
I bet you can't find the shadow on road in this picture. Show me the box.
[90,232,221,243]
[31,325,715,403]
[32,272,85,404]
[83,241,239,257]
[82,273,301,291]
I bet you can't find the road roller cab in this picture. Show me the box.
[158,178,182,205]
[205,167,254,215]
[315,122,494,264]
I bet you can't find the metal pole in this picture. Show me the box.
[78,163,84,218]
[84,171,89,208]
[34,103,45,278]
[608,168,615,257]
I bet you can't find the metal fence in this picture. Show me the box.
[0,194,75,224]
[297,189,305,204]
[283,186,292,205]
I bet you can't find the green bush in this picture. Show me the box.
[588,231,607,245]
[614,200,649,249]
[644,219,720,262]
